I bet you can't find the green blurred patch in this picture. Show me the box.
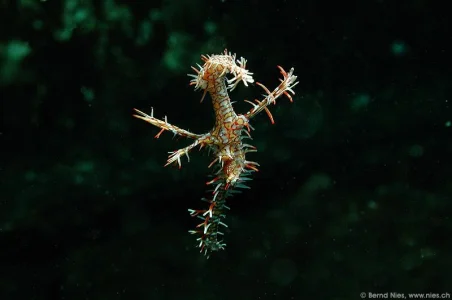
[0,40,32,85]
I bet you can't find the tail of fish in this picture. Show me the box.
[187,166,253,257]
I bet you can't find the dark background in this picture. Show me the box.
[1,0,451,299]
